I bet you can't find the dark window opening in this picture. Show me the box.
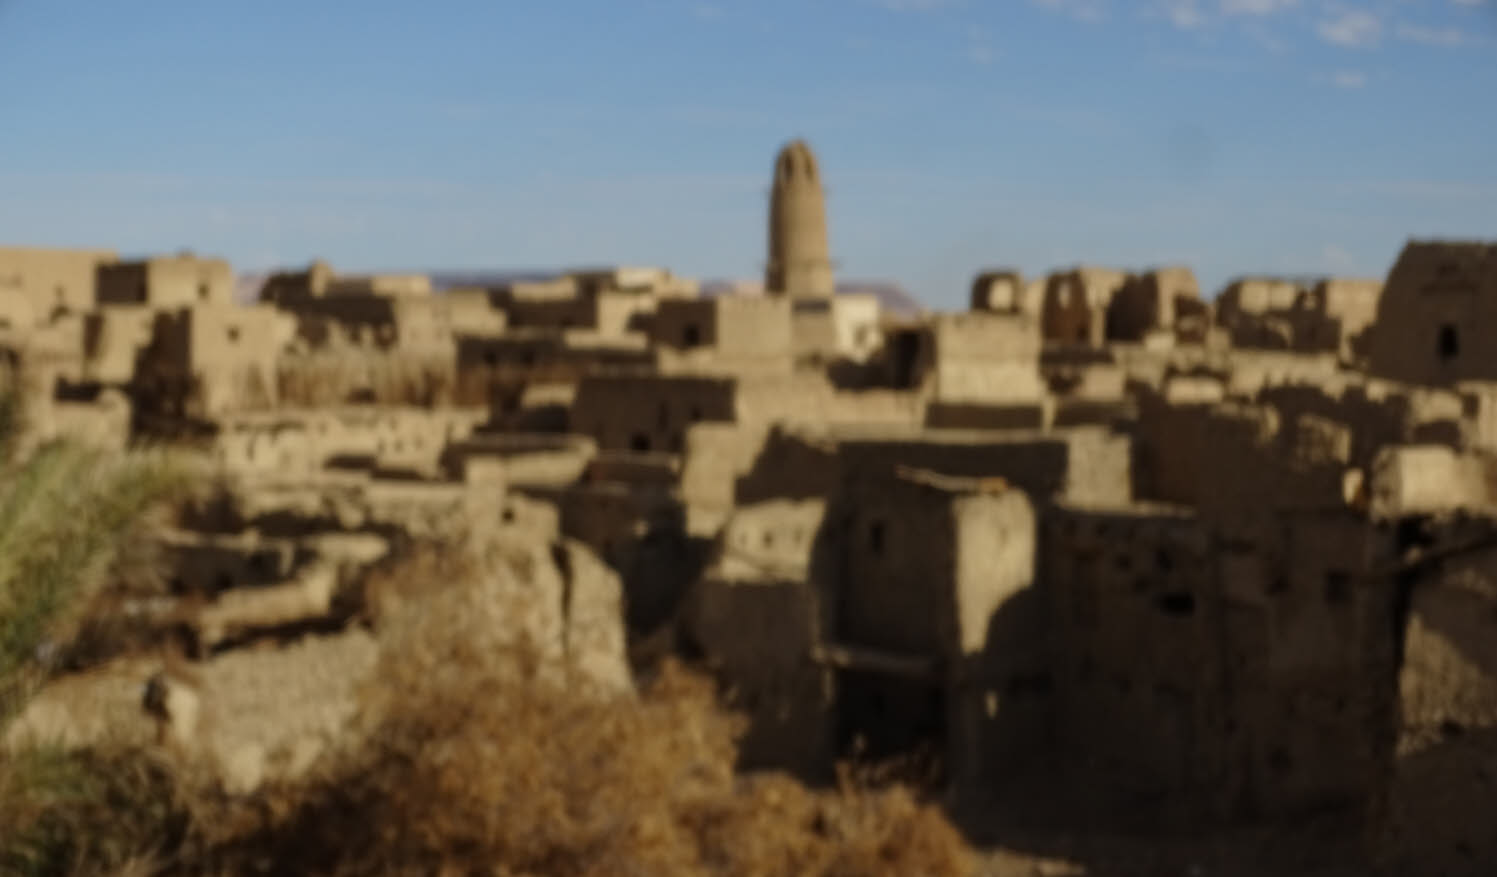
[1154,682,1187,700]
[227,327,240,343]
[868,520,886,555]
[683,324,701,347]
[688,405,703,422]
[835,671,945,765]
[1005,673,1053,697]
[1324,571,1352,605]
[890,331,922,388]
[1156,592,1195,616]
[1439,324,1460,362]
[483,351,498,367]
[198,283,211,301]
[629,433,651,452]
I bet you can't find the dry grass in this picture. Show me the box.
[0,744,187,876]
[0,393,197,874]
[341,539,973,874]
[3,520,975,876]
[0,441,192,724]
[196,652,973,876]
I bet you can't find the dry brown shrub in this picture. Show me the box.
[187,543,975,876]
[0,744,189,875]
[4,539,972,875]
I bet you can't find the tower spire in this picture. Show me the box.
[765,139,835,299]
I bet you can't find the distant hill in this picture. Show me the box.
[234,273,270,303]
[697,279,924,318]
[237,270,925,318]
[426,271,562,290]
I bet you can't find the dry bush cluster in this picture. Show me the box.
[197,642,971,874]
[0,441,191,722]
[4,531,976,876]
[0,744,187,875]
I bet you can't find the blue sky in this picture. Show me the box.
[1,0,1494,307]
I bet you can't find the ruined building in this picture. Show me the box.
[4,141,1497,871]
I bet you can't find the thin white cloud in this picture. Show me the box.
[1395,23,1474,46]
[878,0,957,10]
[1331,70,1367,88]
[1320,244,1359,272]
[1166,0,1208,29]
[1220,0,1297,15]
[1243,22,1292,52]
[1317,10,1382,47]
[966,25,997,65]
[1151,0,1298,34]
[1032,0,1108,23]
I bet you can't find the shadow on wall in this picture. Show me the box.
[1381,727,1497,873]
[734,428,839,505]
[620,527,713,636]
[709,486,1055,797]
[945,575,1383,877]
[733,430,1080,510]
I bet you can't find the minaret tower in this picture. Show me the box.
[765,139,835,299]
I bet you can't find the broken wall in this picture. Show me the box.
[1368,241,1497,386]
[98,256,234,308]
